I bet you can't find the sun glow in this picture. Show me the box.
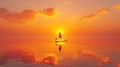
[56,29,64,35]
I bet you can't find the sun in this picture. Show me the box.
[56,29,64,35]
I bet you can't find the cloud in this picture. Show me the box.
[78,49,110,66]
[0,49,36,65]
[80,14,96,21]
[0,8,37,23]
[40,8,56,17]
[80,9,109,21]
[96,9,109,14]
[0,8,9,17]
[0,7,56,23]
[97,56,110,67]
[0,49,61,66]
[39,54,61,66]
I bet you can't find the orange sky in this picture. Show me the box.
[0,0,120,67]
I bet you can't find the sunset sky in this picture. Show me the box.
[0,0,120,67]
